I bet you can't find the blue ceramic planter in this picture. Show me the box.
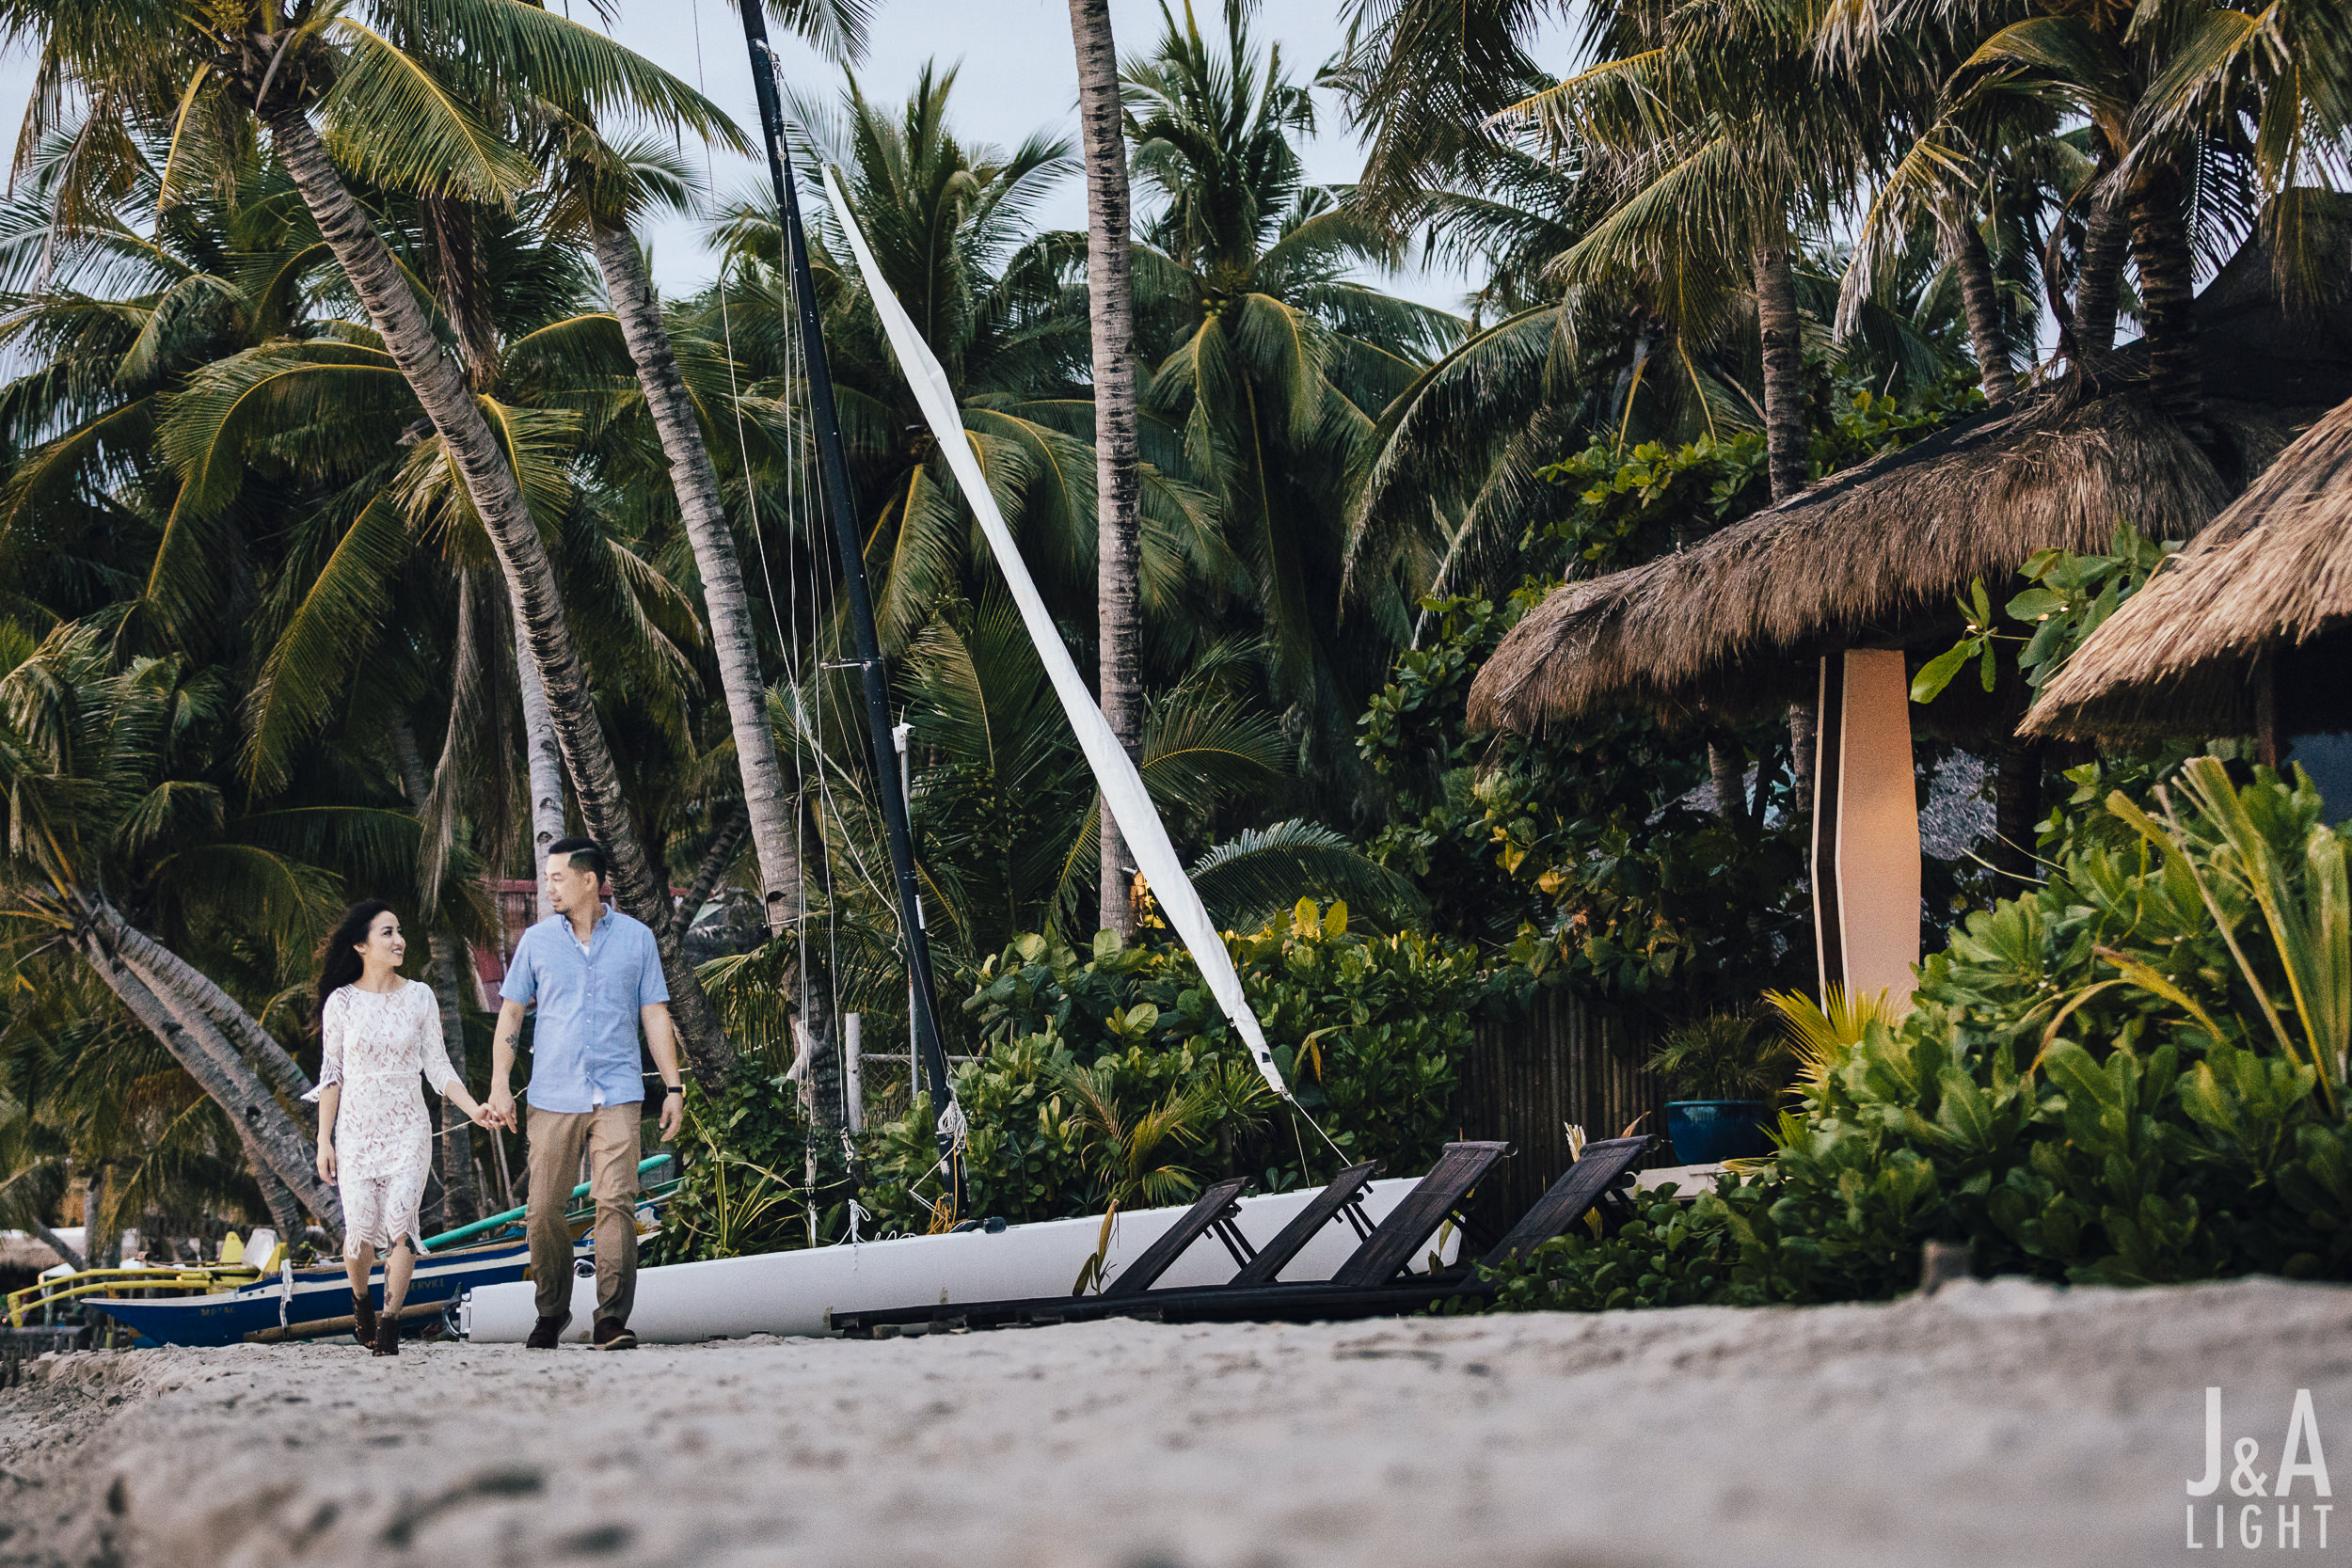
[1664,1100,1772,1164]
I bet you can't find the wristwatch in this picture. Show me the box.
[663,1085,682,1096]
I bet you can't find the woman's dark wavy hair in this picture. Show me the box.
[316,900,396,1030]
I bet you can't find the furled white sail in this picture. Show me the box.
[822,166,1292,1101]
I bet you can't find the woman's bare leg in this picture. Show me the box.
[344,1246,374,1301]
[382,1238,417,1314]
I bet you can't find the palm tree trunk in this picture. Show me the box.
[262,108,733,1085]
[2125,157,2204,431]
[515,610,566,920]
[82,1170,114,1271]
[31,1219,84,1273]
[1070,0,1146,940]
[1788,697,1818,815]
[671,802,749,945]
[391,718,480,1230]
[590,218,808,942]
[1756,227,1816,819]
[1708,742,1746,823]
[108,923,313,1118]
[1948,214,2014,406]
[1753,232,1809,502]
[2074,186,2130,360]
[793,799,845,1139]
[77,918,335,1232]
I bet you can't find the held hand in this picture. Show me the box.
[658,1089,683,1142]
[486,1083,516,1131]
[467,1101,498,1130]
[317,1140,337,1182]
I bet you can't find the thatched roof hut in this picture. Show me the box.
[1468,235,2351,737]
[2022,394,2352,742]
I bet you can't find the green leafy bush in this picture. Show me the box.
[1484,1180,1795,1310]
[856,903,1482,1230]
[1360,590,1810,999]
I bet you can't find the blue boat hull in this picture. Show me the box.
[87,1233,580,1347]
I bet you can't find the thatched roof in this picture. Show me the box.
[0,1230,68,1272]
[1469,228,2352,737]
[1470,389,2303,733]
[2023,394,2352,742]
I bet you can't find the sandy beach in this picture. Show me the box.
[1,1275,2336,1567]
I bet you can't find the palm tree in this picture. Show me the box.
[389,717,478,1229]
[1493,0,1887,502]
[1068,0,1149,939]
[1120,1,1461,784]
[1931,0,2219,427]
[2,962,284,1257]
[707,71,1065,641]
[541,0,868,949]
[0,622,344,1229]
[2127,0,2352,312]
[4,0,744,1082]
[702,594,1420,1055]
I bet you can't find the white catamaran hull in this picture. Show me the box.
[462,1177,1451,1343]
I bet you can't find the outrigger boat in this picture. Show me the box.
[8,1158,672,1347]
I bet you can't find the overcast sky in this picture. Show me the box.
[0,2,1577,313]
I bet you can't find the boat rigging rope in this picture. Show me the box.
[818,167,1350,1168]
[691,2,867,1211]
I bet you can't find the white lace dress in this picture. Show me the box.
[316,981,464,1252]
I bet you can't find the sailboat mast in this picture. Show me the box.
[737,4,955,1115]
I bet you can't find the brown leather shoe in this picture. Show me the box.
[525,1311,571,1350]
[373,1311,399,1357]
[591,1318,637,1351]
[351,1291,376,1348]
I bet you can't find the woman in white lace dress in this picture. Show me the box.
[310,901,491,1355]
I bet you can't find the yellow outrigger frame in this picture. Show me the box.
[7,1265,262,1327]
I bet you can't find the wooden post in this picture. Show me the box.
[844,1014,865,1134]
[1811,650,1923,1013]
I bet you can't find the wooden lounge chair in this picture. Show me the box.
[1017,1159,1387,1326]
[831,1162,1382,1338]
[1038,1133,1651,1328]
[835,1145,1509,1338]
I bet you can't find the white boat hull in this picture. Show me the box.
[462,1177,1451,1343]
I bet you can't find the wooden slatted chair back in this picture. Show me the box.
[1228,1162,1380,1289]
[1327,1142,1511,1290]
[1102,1176,1250,1298]
[1478,1136,1652,1268]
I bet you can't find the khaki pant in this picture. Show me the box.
[526,1103,641,1324]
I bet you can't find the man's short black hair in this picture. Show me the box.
[548,836,609,882]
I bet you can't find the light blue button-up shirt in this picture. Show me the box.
[500,906,669,1113]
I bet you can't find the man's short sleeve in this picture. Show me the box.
[636,924,670,1007]
[500,927,539,1005]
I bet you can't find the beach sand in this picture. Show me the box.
[0,1275,2335,1567]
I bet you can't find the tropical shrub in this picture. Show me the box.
[1910,525,2181,706]
[652,1076,840,1264]
[1645,1012,1792,1100]
[1483,1180,1790,1311]
[1361,584,1808,1000]
[854,903,1483,1230]
[1485,762,2352,1309]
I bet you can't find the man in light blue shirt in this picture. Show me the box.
[486,838,683,1351]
